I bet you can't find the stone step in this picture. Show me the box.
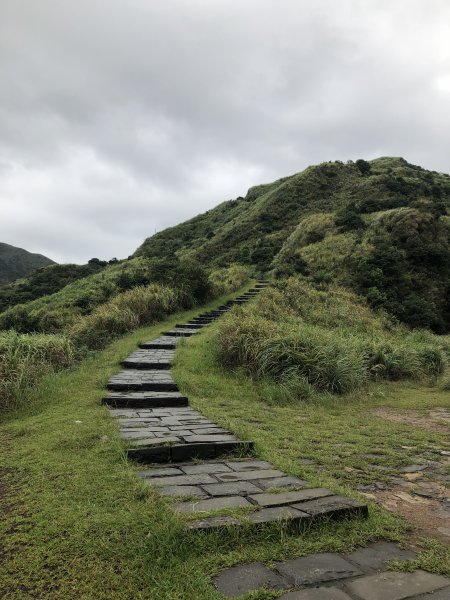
[162,328,199,337]
[139,336,179,349]
[107,369,178,391]
[137,458,368,531]
[121,349,174,369]
[102,391,189,408]
[175,323,205,329]
[127,440,254,463]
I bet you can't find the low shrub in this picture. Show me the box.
[215,277,447,398]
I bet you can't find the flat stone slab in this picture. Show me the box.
[107,369,178,391]
[250,488,333,507]
[160,485,207,498]
[214,562,287,597]
[279,589,352,600]
[103,391,188,408]
[186,516,241,531]
[348,541,416,571]
[121,349,175,369]
[174,495,252,513]
[162,328,198,337]
[249,506,310,525]
[276,553,363,586]
[139,336,180,349]
[345,570,450,600]
[292,495,369,519]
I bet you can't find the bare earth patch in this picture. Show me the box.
[371,407,450,434]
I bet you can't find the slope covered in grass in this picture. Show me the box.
[135,157,450,331]
[215,277,450,399]
[0,242,55,285]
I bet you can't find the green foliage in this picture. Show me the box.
[70,284,180,350]
[216,278,448,399]
[0,330,75,411]
[0,261,107,312]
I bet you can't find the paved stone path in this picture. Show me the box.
[103,281,368,531]
[213,542,450,598]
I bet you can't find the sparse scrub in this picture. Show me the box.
[216,277,447,398]
[0,330,75,410]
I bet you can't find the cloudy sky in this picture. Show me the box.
[1,1,449,263]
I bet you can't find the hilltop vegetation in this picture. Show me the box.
[135,157,450,332]
[0,242,55,284]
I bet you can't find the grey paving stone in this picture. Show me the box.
[215,469,284,482]
[225,460,272,471]
[173,495,252,513]
[279,588,353,599]
[255,476,309,490]
[126,445,171,463]
[146,473,217,486]
[293,495,369,519]
[180,463,232,475]
[275,553,363,586]
[182,434,238,443]
[399,464,428,473]
[413,587,450,599]
[103,390,188,408]
[250,488,333,507]
[163,328,198,337]
[345,570,450,600]
[214,562,288,597]
[347,542,416,571]
[139,336,180,349]
[139,467,183,478]
[186,516,242,531]
[107,369,177,391]
[202,481,263,497]
[159,485,207,498]
[248,506,311,525]
[129,436,180,446]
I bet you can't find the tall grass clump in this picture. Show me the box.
[70,284,180,350]
[0,331,75,411]
[215,277,447,400]
[209,264,251,296]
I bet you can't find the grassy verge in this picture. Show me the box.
[1,287,449,599]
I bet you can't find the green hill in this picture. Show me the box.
[136,157,450,332]
[0,242,55,284]
[1,157,449,334]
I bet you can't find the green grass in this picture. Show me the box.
[1,288,449,599]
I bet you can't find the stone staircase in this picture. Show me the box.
[103,282,368,531]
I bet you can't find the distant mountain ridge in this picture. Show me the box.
[0,242,55,285]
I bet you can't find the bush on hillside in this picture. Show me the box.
[0,331,75,411]
[215,278,447,400]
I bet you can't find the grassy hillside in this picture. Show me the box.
[0,242,55,285]
[135,157,450,332]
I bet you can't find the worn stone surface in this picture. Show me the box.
[139,336,180,349]
[413,587,450,599]
[348,541,416,571]
[186,516,241,531]
[293,495,369,519]
[159,485,207,498]
[275,553,362,586]
[180,462,232,475]
[250,488,333,507]
[107,369,177,391]
[202,480,263,497]
[215,468,284,482]
[225,460,273,471]
[279,589,353,600]
[256,476,308,490]
[173,495,252,513]
[122,349,174,369]
[214,562,287,597]
[249,506,310,525]
[346,570,450,600]
[163,328,198,337]
[104,390,188,408]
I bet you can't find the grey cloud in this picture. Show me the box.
[1,0,449,263]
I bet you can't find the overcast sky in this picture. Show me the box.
[1,1,449,263]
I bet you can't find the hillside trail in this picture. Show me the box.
[102,283,449,599]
